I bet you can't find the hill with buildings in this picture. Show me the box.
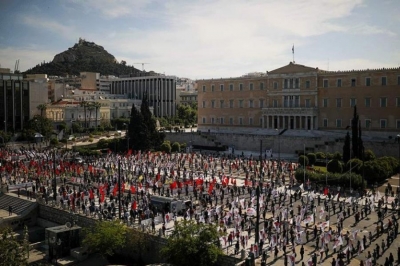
[24,38,145,77]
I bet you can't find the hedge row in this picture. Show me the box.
[295,169,366,189]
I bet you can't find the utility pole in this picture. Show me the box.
[118,159,122,220]
[255,185,260,244]
[53,150,57,201]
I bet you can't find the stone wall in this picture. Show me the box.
[38,204,96,228]
[165,132,399,158]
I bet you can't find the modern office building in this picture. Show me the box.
[109,76,176,117]
[197,62,400,132]
[0,70,48,132]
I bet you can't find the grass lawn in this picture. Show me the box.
[313,166,327,173]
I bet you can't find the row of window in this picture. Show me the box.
[323,119,400,129]
[201,75,400,92]
[202,99,265,108]
[322,76,400,88]
[202,98,315,108]
[201,97,400,109]
[201,117,262,126]
[323,97,400,108]
[202,82,265,92]
[201,116,400,129]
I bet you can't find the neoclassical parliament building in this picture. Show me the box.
[197,62,400,133]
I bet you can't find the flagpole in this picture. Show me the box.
[292,44,294,63]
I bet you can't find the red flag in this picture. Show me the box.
[208,182,214,195]
[170,181,177,190]
[89,165,93,173]
[130,185,136,194]
[127,149,132,156]
[131,201,137,210]
[89,189,94,199]
[195,179,203,187]
[112,184,118,196]
[100,193,105,203]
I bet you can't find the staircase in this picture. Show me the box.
[0,194,37,215]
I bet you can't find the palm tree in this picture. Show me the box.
[87,102,95,129]
[37,104,47,117]
[92,102,102,129]
[79,101,89,129]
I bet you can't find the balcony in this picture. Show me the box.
[262,107,318,116]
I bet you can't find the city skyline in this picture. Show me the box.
[0,0,399,79]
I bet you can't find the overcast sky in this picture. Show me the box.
[0,0,399,79]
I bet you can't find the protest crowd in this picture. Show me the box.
[1,145,400,266]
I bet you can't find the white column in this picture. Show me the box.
[311,116,314,130]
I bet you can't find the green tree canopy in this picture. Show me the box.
[315,152,326,160]
[161,220,223,266]
[363,149,376,161]
[0,227,28,266]
[346,158,363,173]
[82,220,127,258]
[25,115,54,139]
[171,142,181,152]
[307,153,317,166]
[343,132,351,163]
[127,92,165,151]
[176,104,197,126]
[298,155,309,167]
[327,159,343,174]
[160,141,172,153]
[332,152,342,160]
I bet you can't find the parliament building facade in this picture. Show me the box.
[197,62,400,132]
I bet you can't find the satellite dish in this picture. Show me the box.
[65,222,72,228]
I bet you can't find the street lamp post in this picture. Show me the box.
[349,135,352,194]
[303,144,306,187]
[53,149,57,202]
[255,185,260,245]
[275,128,281,162]
[123,123,130,150]
[397,134,400,192]
[118,159,122,220]
[325,144,328,186]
